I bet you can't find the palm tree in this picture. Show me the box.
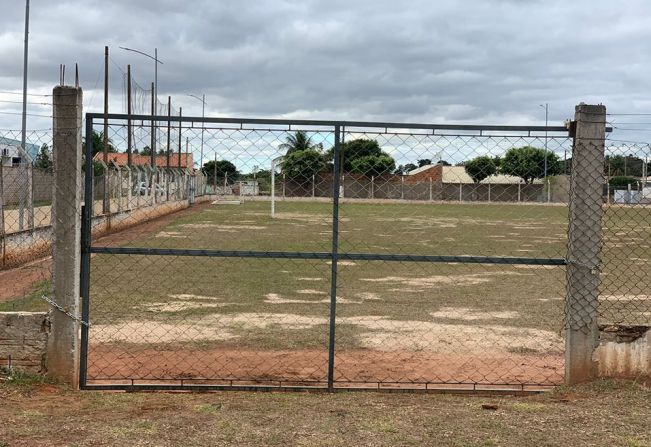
[279,130,318,155]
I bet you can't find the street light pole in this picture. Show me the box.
[119,46,162,103]
[188,94,207,170]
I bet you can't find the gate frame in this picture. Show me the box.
[78,112,600,392]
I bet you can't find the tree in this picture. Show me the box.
[417,159,431,167]
[350,154,395,176]
[605,155,644,177]
[34,144,53,173]
[608,175,639,190]
[395,163,418,175]
[140,146,152,156]
[329,139,396,175]
[202,160,239,182]
[464,156,497,183]
[279,130,321,155]
[90,131,117,157]
[281,149,327,179]
[500,146,561,184]
[438,160,452,166]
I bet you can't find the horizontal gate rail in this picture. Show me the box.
[87,112,575,133]
[89,246,567,266]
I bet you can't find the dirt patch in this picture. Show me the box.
[86,345,564,386]
[141,302,237,312]
[355,292,381,301]
[339,316,562,354]
[91,321,238,343]
[430,307,520,321]
[155,231,187,238]
[180,224,267,231]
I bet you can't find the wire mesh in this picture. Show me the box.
[600,139,651,327]
[76,115,576,390]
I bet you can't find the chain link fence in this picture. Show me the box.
[76,114,579,390]
[4,103,646,390]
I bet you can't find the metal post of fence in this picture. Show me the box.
[565,103,606,385]
[28,162,34,230]
[518,181,521,202]
[459,183,462,202]
[312,174,315,198]
[282,173,286,200]
[488,179,491,202]
[327,125,342,391]
[547,178,551,203]
[429,177,433,201]
[0,159,5,267]
[370,175,375,199]
[401,175,404,200]
[47,85,83,386]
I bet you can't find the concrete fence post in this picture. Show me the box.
[370,175,374,199]
[47,85,83,386]
[565,103,606,385]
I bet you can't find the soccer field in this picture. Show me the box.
[76,200,651,387]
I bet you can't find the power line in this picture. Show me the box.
[0,111,52,118]
[0,99,51,106]
[0,90,51,97]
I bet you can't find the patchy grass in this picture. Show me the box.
[2,200,649,386]
[0,379,649,446]
[0,280,50,312]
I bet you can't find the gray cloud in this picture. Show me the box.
[0,0,650,142]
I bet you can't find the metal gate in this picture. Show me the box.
[80,113,573,391]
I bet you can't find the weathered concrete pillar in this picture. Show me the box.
[565,103,606,385]
[47,85,83,386]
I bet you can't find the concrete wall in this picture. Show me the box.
[0,312,49,374]
[283,174,547,202]
[594,325,651,378]
[1,167,53,205]
[0,195,215,270]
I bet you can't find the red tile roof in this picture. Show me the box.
[93,152,193,169]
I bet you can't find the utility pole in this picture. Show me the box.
[102,45,109,214]
[150,82,155,168]
[127,64,132,167]
[19,0,30,231]
[177,108,182,168]
[188,94,207,170]
[103,46,109,164]
[540,103,549,178]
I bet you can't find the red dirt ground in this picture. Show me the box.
[86,345,564,389]
[0,202,215,303]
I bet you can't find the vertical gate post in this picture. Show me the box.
[47,85,83,386]
[327,125,341,391]
[565,103,606,385]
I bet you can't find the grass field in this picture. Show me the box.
[1,376,650,447]
[3,199,650,387]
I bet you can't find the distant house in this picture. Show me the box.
[92,152,194,169]
[0,137,40,167]
[406,164,541,185]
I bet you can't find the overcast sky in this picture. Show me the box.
[0,0,650,142]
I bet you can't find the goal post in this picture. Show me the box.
[270,155,284,218]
